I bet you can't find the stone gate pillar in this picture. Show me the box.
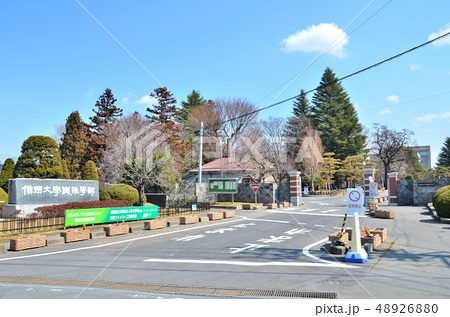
[363,168,375,206]
[387,172,398,206]
[288,171,302,206]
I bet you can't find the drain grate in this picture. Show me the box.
[0,276,337,299]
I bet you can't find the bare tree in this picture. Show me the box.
[299,125,324,190]
[102,112,176,205]
[371,123,415,187]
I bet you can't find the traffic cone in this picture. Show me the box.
[344,212,368,263]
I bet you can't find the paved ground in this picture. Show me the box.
[0,196,449,301]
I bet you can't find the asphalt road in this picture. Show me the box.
[1,195,449,300]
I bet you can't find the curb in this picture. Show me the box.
[426,203,450,224]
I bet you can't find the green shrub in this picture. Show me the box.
[99,188,111,201]
[81,160,99,181]
[432,185,450,206]
[0,187,8,206]
[433,189,450,218]
[106,184,140,206]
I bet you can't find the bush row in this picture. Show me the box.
[32,199,132,218]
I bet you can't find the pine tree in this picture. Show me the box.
[292,89,312,118]
[0,158,15,192]
[285,89,313,167]
[14,136,64,179]
[60,111,88,179]
[146,87,190,175]
[179,89,207,122]
[86,88,123,165]
[310,67,366,160]
[437,137,450,167]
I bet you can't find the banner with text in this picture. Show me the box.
[65,205,158,227]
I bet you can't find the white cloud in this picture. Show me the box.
[135,95,157,106]
[379,109,392,116]
[410,64,420,71]
[386,95,400,104]
[441,112,450,120]
[122,96,130,105]
[281,23,348,58]
[414,113,438,126]
[428,23,450,46]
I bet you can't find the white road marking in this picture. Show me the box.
[0,217,246,262]
[144,258,357,268]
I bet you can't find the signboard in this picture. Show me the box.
[369,182,379,197]
[250,183,260,193]
[208,178,238,194]
[65,205,158,227]
[346,188,364,216]
[8,178,99,205]
[303,186,309,195]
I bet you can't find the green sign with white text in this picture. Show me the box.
[208,178,238,194]
[65,205,158,227]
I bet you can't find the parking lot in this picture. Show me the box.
[1,195,449,300]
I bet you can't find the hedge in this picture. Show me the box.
[32,200,132,218]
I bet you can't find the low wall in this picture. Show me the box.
[217,183,291,204]
[397,178,450,206]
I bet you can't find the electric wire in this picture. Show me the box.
[198,29,450,134]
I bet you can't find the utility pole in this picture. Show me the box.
[197,121,203,184]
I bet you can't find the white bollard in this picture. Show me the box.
[344,212,368,263]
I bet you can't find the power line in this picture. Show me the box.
[201,29,450,132]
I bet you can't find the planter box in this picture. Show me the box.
[223,210,235,218]
[361,234,381,249]
[375,209,395,219]
[208,212,224,221]
[180,214,199,225]
[10,235,46,251]
[371,228,387,242]
[242,203,256,210]
[266,203,278,209]
[328,232,349,244]
[61,229,90,243]
[104,223,129,236]
[144,218,167,230]
[282,202,290,207]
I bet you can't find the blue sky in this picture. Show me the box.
[1,0,449,167]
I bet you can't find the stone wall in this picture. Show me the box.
[217,183,291,204]
[397,178,450,206]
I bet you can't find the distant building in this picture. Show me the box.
[411,145,431,169]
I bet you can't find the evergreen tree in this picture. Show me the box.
[320,152,342,190]
[0,158,14,192]
[61,159,71,179]
[310,67,366,160]
[179,89,207,122]
[14,136,64,179]
[146,87,190,175]
[60,111,88,179]
[86,88,123,165]
[81,160,99,181]
[437,136,450,167]
[292,89,312,118]
[285,89,313,167]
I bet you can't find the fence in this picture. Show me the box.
[1,202,210,234]
[159,202,210,217]
[0,216,65,234]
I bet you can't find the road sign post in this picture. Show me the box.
[250,183,260,204]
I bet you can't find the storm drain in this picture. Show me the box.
[0,276,337,299]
